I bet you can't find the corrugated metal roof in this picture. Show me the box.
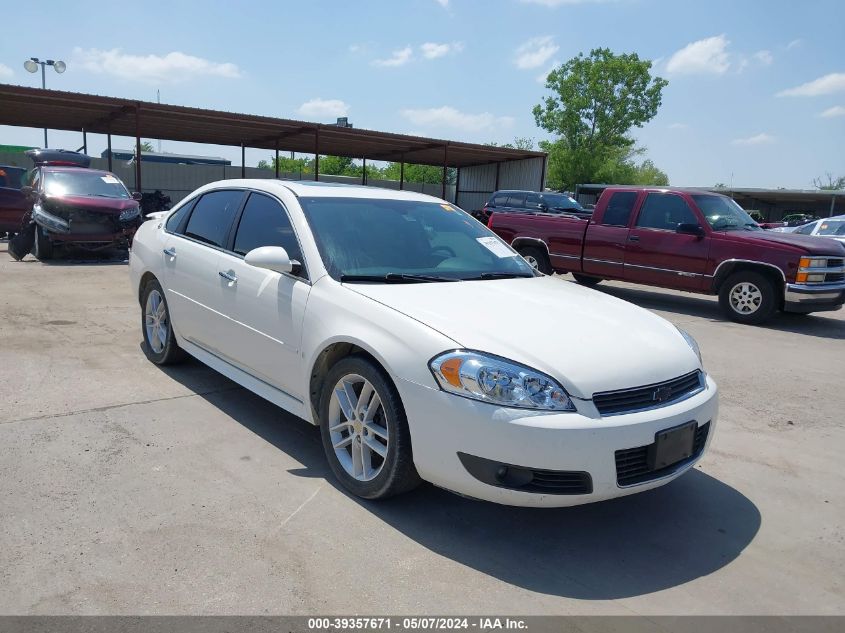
[0,84,545,169]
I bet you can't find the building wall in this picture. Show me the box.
[0,151,456,204]
[456,156,545,211]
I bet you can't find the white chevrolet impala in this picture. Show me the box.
[129,180,718,507]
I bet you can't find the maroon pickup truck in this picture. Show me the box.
[489,187,845,324]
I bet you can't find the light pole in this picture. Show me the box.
[24,57,66,148]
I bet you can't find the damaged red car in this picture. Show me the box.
[20,150,142,259]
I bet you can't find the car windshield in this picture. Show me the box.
[692,194,761,231]
[299,197,537,282]
[543,193,584,211]
[43,171,131,199]
[817,220,845,236]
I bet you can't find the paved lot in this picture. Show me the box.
[1,241,843,615]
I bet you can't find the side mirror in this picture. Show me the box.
[244,246,301,276]
[21,186,34,199]
[677,223,705,238]
[132,192,143,201]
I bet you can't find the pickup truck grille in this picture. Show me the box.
[615,422,710,486]
[593,371,705,416]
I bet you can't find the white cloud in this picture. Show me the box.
[349,44,361,53]
[777,72,845,97]
[786,38,803,50]
[753,50,773,65]
[668,122,689,130]
[434,0,449,6]
[820,105,845,118]
[731,133,775,146]
[373,46,413,67]
[72,48,240,84]
[0,63,13,79]
[420,42,464,59]
[666,35,731,75]
[401,106,514,132]
[297,98,349,119]
[514,36,559,70]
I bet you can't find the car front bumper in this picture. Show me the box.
[397,374,718,507]
[783,282,845,313]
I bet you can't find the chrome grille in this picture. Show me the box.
[593,371,705,416]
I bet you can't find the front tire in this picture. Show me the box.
[718,271,777,325]
[141,279,185,364]
[32,226,54,260]
[319,356,420,500]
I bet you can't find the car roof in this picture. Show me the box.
[198,179,447,203]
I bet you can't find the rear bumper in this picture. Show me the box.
[783,282,845,313]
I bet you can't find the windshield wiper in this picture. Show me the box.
[463,272,536,280]
[340,273,459,283]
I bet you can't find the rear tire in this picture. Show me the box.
[518,245,552,274]
[572,273,602,287]
[141,278,185,365]
[319,355,420,500]
[32,226,54,260]
[718,271,777,325]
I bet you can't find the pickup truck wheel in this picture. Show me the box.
[319,356,421,500]
[32,226,54,260]
[141,279,185,365]
[573,274,602,287]
[518,246,552,274]
[719,272,777,325]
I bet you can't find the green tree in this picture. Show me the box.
[486,137,535,151]
[381,162,456,185]
[533,48,668,190]
[139,141,155,153]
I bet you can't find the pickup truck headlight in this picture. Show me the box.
[429,350,575,411]
[677,327,703,366]
[119,207,141,222]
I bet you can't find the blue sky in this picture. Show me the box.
[1,0,843,188]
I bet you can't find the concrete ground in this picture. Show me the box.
[0,241,843,615]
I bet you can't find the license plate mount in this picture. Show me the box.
[648,421,697,470]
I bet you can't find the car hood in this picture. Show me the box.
[42,194,139,216]
[345,275,701,400]
[722,229,845,255]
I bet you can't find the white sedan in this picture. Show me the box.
[129,180,718,507]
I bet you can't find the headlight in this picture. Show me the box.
[429,350,575,411]
[677,327,703,366]
[119,207,141,222]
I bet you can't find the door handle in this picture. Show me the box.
[163,248,176,257]
[218,270,238,283]
[628,235,640,242]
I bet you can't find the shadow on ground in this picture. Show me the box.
[157,358,762,601]
[0,240,128,266]
[592,282,845,340]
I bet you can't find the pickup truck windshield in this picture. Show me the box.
[299,197,536,282]
[693,195,761,231]
[44,171,131,199]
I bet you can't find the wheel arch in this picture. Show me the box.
[138,271,158,305]
[712,260,786,305]
[511,236,550,257]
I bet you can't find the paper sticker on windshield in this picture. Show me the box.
[101,175,120,184]
[477,236,516,258]
[440,203,456,212]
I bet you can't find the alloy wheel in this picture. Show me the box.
[144,289,168,353]
[328,374,390,482]
[729,282,762,315]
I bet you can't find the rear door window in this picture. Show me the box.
[635,193,698,230]
[183,190,245,248]
[601,191,638,227]
[506,193,526,208]
[525,193,544,210]
[490,193,509,207]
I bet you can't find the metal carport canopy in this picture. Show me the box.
[0,84,545,168]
